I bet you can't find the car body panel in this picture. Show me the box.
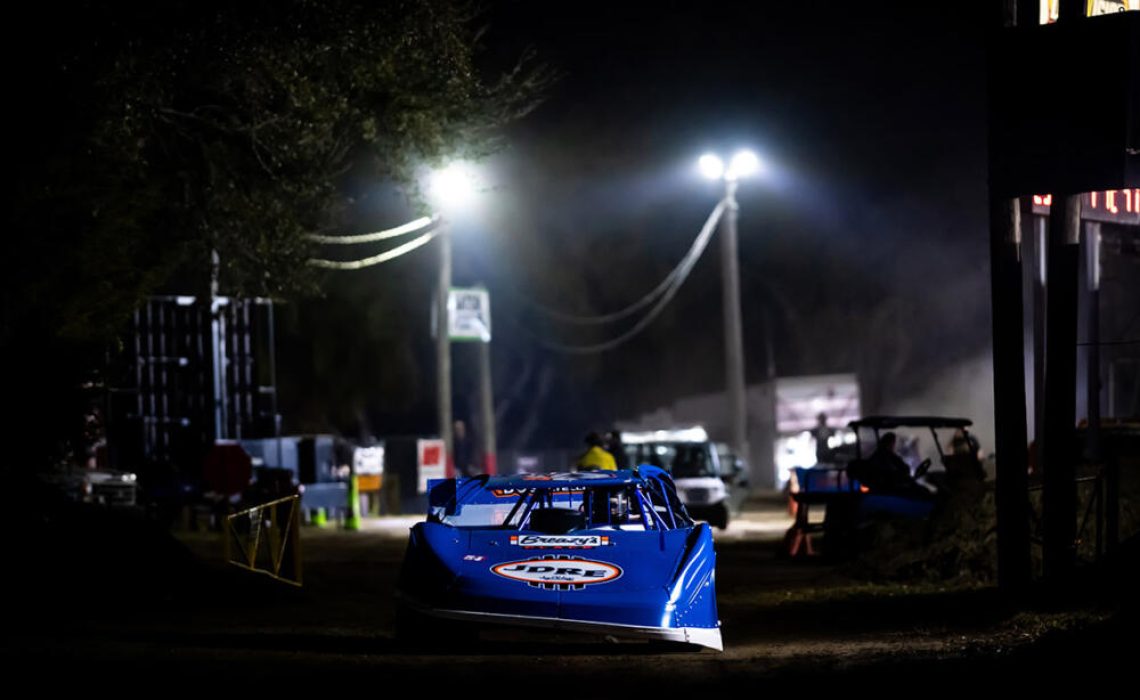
[398,466,722,650]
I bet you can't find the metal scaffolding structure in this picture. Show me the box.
[108,295,280,475]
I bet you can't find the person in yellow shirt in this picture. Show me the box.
[576,432,617,471]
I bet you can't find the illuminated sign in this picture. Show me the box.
[1030,190,1140,225]
[1039,1,1139,24]
[448,287,491,342]
[417,438,447,494]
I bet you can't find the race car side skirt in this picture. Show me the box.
[397,592,723,651]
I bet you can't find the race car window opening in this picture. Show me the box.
[428,475,491,523]
[438,481,688,531]
[646,477,693,528]
[632,487,665,530]
[646,478,678,528]
[501,489,536,529]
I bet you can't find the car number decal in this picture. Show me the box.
[491,555,622,590]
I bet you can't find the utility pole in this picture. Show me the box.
[720,178,749,463]
[1085,223,1117,551]
[1084,223,1102,463]
[1042,194,1081,581]
[477,332,497,474]
[988,0,1032,591]
[989,196,1032,591]
[436,222,454,470]
[1039,0,1085,585]
[210,248,228,442]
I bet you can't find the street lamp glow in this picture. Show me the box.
[694,147,766,474]
[726,150,761,180]
[698,153,725,180]
[430,162,476,206]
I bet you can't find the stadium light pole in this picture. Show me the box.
[429,162,480,472]
[699,150,763,467]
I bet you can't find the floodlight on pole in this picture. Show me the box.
[429,160,496,476]
[727,150,761,180]
[696,148,767,481]
[430,161,477,208]
[698,153,725,181]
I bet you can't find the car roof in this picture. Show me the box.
[848,415,973,429]
[480,468,663,491]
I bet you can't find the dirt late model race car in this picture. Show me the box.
[396,466,722,651]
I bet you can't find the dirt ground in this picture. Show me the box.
[4,498,1129,691]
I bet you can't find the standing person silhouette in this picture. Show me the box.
[812,412,835,465]
[453,419,476,477]
[577,432,617,471]
[604,430,627,469]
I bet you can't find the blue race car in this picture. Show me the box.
[397,466,722,650]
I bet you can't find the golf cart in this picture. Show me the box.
[785,415,985,557]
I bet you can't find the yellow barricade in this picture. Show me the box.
[224,495,303,587]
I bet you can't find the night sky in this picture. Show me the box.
[286,2,997,449]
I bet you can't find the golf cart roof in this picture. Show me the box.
[848,415,973,429]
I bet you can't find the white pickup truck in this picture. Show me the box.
[621,427,741,529]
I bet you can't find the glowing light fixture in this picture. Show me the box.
[430,161,476,206]
[698,153,725,181]
[727,150,761,180]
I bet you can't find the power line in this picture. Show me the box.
[520,205,722,325]
[521,199,726,354]
[521,255,684,325]
[308,229,439,270]
[306,216,436,245]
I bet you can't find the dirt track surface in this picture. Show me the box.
[4,504,1126,690]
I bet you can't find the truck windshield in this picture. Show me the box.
[623,442,718,478]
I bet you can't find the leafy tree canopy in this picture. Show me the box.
[5,0,548,345]
[2,0,548,470]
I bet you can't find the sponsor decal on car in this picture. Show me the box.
[463,554,486,561]
[491,555,623,590]
[521,472,612,481]
[490,471,615,496]
[492,488,524,497]
[509,534,611,548]
[492,486,587,498]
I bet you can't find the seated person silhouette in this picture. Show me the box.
[853,432,931,497]
[943,428,986,482]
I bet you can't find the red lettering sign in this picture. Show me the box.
[1030,190,1140,225]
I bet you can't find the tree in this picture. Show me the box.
[3,0,549,469]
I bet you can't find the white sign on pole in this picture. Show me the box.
[352,445,384,476]
[417,438,446,494]
[448,287,491,342]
